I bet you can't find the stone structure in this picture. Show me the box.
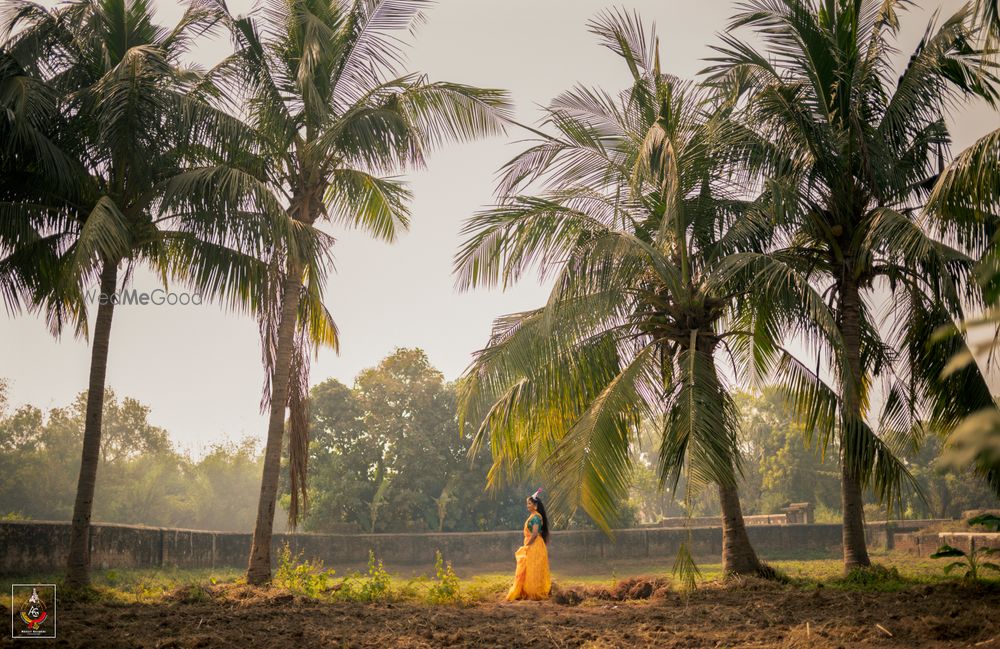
[781,502,814,525]
[894,531,1000,556]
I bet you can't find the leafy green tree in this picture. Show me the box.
[455,11,827,575]
[302,349,526,533]
[210,0,511,584]
[899,432,997,520]
[299,378,372,531]
[0,397,61,520]
[708,0,1000,570]
[735,389,841,517]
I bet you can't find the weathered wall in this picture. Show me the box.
[642,513,788,528]
[0,519,909,575]
[894,531,1000,556]
[864,519,953,550]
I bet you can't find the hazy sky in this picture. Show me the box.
[2,1,998,453]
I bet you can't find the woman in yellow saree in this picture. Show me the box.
[506,489,551,601]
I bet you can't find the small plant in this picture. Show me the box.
[273,542,337,597]
[427,551,461,604]
[174,583,212,603]
[929,513,1000,582]
[930,544,1000,581]
[133,576,165,603]
[358,550,392,602]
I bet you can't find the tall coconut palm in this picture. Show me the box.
[454,10,829,576]
[213,0,512,585]
[0,0,309,587]
[706,0,1000,570]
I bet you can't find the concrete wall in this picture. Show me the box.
[863,519,953,550]
[644,513,788,528]
[895,531,1000,556]
[0,519,909,575]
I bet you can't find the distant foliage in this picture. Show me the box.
[0,385,281,532]
[1,368,990,533]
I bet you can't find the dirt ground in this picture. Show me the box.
[3,580,999,648]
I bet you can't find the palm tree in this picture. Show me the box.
[454,10,828,576]
[0,0,301,587]
[214,0,512,585]
[706,0,1000,570]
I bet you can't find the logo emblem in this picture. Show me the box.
[11,584,56,639]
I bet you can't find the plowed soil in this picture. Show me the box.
[3,580,998,648]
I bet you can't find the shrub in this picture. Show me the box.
[273,543,336,598]
[838,564,904,590]
[427,551,461,604]
[337,550,393,602]
[359,550,392,601]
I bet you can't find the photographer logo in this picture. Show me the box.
[11,585,56,639]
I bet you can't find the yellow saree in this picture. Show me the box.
[506,513,551,601]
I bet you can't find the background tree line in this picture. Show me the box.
[633,389,997,524]
[3,351,993,531]
[0,378,272,532]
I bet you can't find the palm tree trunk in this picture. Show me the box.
[840,461,870,569]
[697,336,765,576]
[66,259,119,588]
[246,259,302,585]
[839,274,871,571]
[718,480,764,575]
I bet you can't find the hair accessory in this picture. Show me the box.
[531,488,542,500]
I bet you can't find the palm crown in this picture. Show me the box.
[0,0,302,330]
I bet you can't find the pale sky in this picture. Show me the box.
[2,1,998,454]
